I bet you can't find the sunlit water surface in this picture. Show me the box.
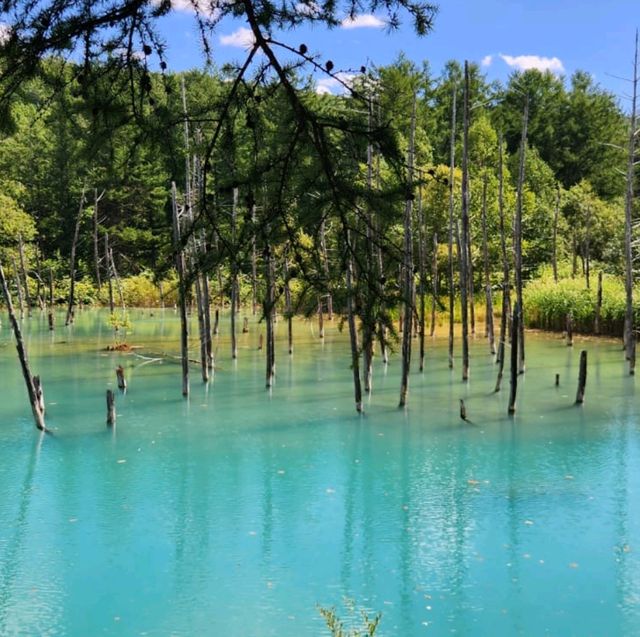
[0,309,639,636]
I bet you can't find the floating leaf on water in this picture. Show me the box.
[565,475,574,480]
[117,459,126,464]
[569,562,579,568]
[524,520,534,525]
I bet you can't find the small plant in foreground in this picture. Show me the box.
[318,598,381,636]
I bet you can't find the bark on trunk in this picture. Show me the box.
[345,229,363,412]
[66,189,86,326]
[575,350,587,404]
[552,184,560,283]
[171,182,189,397]
[399,95,416,407]
[595,271,603,335]
[18,235,32,317]
[481,174,495,354]
[459,63,471,382]
[624,32,638,357]
[106,389,116,426]
[514,96,529,375]
[508,302,520,415]
[447,85,457,370]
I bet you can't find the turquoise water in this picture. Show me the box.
[0,309,639,636]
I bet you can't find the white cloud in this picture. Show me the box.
[315,72,355,95]
[340,14,385,29]
[481,55,493,67]
[219,27,256,49]
[500,54,564,73]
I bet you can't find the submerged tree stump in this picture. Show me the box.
[116,365,127,391]
[575,350,587,404]
[106,389,116,426]
[242,316,249,333]
[566,313,574,347]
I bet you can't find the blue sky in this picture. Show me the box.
[154,0,638,104]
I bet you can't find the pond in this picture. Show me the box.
[0,309,638,636]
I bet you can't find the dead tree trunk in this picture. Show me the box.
[399,94,416,407]
[575,350,587,404]
[116,365,127,391]
[430,233,438,338]
[584,205,591,289]
[105,234,114,314]
[231,187,239,359]
[514,95,529,375]
[363,100,376,390]
[468,240,475,337]
[508,302,520,415]
[284,252,293,355]
[17,235,32,317]
[566,312,573,347]
[319,219,333,321]
[66,188,86,326]
[317,297,324,338]
[264,242,276,388]
[106,390,116,426]
[447,85,457,370]
[345,229,363,412]
[497,135,511,371]
[251,204,258,316]
[93,189,105,291]
[624,31,638,358]
[481,174,495,354]
[553,184,560,283]
[459,63,471,382]
[595,271,603,335]
[416,181,427,373]
[48,267,54,331]
[0,262,47,432]
[171,182,189,397]
[12,256,25,319]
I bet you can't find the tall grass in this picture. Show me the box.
[524,272,637,336]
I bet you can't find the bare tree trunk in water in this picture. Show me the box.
[231,187,239,359]
[284,250,293,355]
[264,239,276,388]
[448,85,457,370]
[171,182,189,397]
[345,229,363,412]
[417,183,426,372]
[319,219,333,321]
[508,302,520,414]
[459,63,471,381]
[48,267,54,331]
[514,95,529,375]
[624,31,638,359]
[66,188,86,326]
[430,233,438,338]
[481,175,495,354]
[0,262,47,432]
[495,134,511,391]
[363,99,376,390]
[251,204,258,316]
[399,95,416,407]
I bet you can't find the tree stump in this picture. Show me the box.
[106,389,116,426]
[116,365,127,391]
[575,350,587,404]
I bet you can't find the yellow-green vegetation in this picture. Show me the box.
[524,268,636,336]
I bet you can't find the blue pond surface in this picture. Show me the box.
[0,309,638,636]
